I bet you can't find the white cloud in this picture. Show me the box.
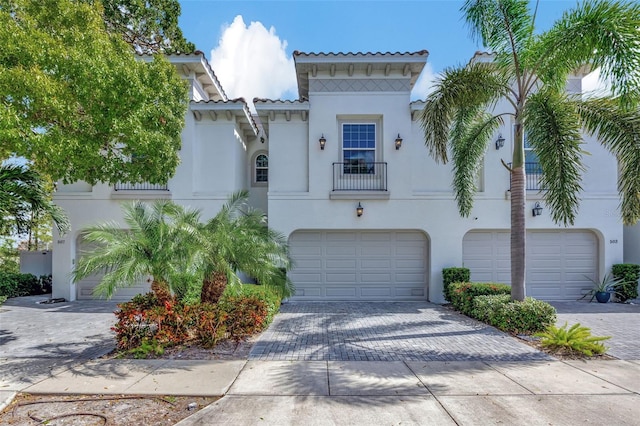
[210,16,297,103]
[411,63,437,101]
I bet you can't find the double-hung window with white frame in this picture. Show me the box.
[342,123,376,174]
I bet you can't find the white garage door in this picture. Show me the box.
[76,237,150,301]
[289,230,428,300]
[463,230,598,300]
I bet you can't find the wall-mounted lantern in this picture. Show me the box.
[532,202,543,217]
[395,134,403,150]
[495,134,505,150]
[319,134,326,150]
[356,202,364,217]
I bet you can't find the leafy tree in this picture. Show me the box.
[0,0,188,185]
[97,0,195,54]
[197,191,293,304]
[0,164,69,237]
[420,0,640,301]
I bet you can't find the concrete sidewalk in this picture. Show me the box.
[2,358,639,425]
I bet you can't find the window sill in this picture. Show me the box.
[330,191,390,200]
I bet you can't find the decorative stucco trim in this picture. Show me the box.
[309,79,411,93]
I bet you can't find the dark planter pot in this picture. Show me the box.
[595,291,610,303]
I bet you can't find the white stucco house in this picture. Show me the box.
[52,50,634,303]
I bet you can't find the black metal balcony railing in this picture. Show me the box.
[333,162,387,191]
[509,162,546,191]
[114,182,169,191]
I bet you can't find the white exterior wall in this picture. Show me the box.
[267,68,624,303]
[52,102,256,300]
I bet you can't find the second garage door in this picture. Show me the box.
[289,230,428,301]
[463,230,598,300]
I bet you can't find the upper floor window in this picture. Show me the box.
[342,123,376,174]
[255,153,268,184]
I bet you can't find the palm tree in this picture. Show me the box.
[73,200,201,300]
[197,191,293,304]
[420,0,640,301]
[0,163,69,237]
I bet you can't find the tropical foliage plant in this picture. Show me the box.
[535,322,610,357]
[73,193,293,302]
[0,164,69,237]
[420,0,640,301]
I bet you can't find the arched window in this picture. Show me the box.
[254,154,268,184]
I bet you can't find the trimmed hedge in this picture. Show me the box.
[449,282,511,315]
[0,272,41,298]
[442,267,470,302]
[612,264,639,302]
[472,295,557,334]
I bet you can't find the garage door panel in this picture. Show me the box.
[361,274,392,283]
[361,232,392,241]
[361,246,393,256]
[362,259,392,269]
[326,287,357,297]
[290,230,428,301]
[463,230,598,301]
[295,259,323,269]
[326,232,357,242]
[396,259,425,268]
[326,259,357,269]
[329,247,357,256]
[361,287,392,297]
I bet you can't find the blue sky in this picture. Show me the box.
[176,1,581,101]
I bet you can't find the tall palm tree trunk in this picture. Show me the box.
[201,271,227,304]
[511,121,526,301]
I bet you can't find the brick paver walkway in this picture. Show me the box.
[552,301,640,360]
[250,302,552,361]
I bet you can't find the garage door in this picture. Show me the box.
[76,236,150,301]
[289,230,428,300]
[463,230,598,300]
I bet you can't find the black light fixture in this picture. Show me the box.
[495,133,505,150]
[319,134,326,150]
[395,133,403,150]
[356,202,364,217]
[532,202,543,217]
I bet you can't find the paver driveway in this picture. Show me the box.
[552,301,640,360]
[250,302,552,361]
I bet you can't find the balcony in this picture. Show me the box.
[510,162,546,191]
[112,182,170,199]
[114,182,169,191]
[331,162,389,199]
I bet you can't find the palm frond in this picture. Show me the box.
[463,0,533,60]
[533,0,640,107]
[524,90,585,226]
[420,63,508,164]
[451,111,503,216]
[576,98,640,225]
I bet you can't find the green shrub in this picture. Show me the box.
[39,274,52,294]
[535,322,610,357]
[612,264,640,302]
[0,272,42,298]
[442,267,470,302]
[470,294,511,322]
[112,284,282,354]
[0,295,7,305]
[219,284,281,341]
[449,282,511,315]
[484,297,557,334]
